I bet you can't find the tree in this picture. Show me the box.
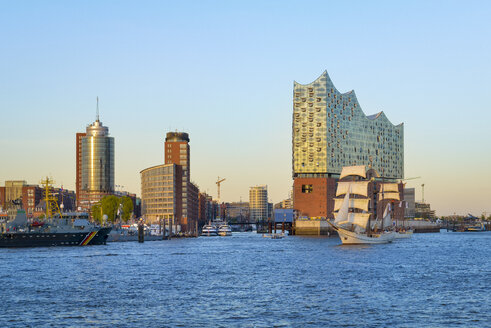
[101,195,120,223]
[91,203,103,224]
[121,196,134,222]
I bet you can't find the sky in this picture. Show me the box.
[1,0,490,216]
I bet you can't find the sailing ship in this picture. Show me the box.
[328,165,396,245]
[375,180,413,239]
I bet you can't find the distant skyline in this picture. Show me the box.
[1,1,490,216]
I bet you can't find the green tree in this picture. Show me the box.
[121,196,134,222]
[91,203,103,224]
[101,195,120,223]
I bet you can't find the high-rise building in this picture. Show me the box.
[292,71,404,218]
[249,186,268,222]
[140,131,198,232]
[141,163,182,224]
[77,113,114,212]
[75,132,86,209]
[164,132,192,220]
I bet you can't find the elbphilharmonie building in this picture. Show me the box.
[292,71,404,218]
[293,71,403,179]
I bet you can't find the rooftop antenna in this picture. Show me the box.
[96,96,100,121]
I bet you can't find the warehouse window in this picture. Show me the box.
[302,185,313,193]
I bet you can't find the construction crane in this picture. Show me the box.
[421,183,425,203]
[216,177,226,203]
[400,176,421,183]
[399,176,421,187]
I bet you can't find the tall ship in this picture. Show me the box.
[328,165,396,245]
[0,177,111,247]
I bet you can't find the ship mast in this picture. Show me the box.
[40,177,62,219]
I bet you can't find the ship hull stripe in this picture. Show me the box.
[80,231,97,246]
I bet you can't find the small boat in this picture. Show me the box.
[466,222,486,231]
[263,233,285,239]
[201,223,218,236]
[218,224,232,236]
[394,229,413,239]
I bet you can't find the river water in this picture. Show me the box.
[0,231,489,327]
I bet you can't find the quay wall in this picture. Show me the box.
[294,219,333,236]
[293,219,441,235]
[400,220,440,233]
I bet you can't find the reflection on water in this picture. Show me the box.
[0,232,490,327]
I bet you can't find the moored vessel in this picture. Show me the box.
[201,222,218,236]
[218,224,232,236]
[0,177,111,248]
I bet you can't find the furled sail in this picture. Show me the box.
[378,192,400,201]
[334,198,369,212]
[339,165,366,180]
[336,181,369,197]
[379,183,399,193]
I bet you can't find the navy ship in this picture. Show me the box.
[0,178,111,248]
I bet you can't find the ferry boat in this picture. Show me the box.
[466,222,486,232]
[0,177,111,248]
[217,224,232,236]
[328,165,396,245]
[201,223,218,236]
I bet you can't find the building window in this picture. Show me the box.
[302,185,313,193]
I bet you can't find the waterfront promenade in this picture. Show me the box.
[0,231,489,327]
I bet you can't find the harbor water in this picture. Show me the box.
[0,231,489,327]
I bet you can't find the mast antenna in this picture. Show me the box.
[96,96,100,121]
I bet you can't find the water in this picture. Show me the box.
[0,231,489,327]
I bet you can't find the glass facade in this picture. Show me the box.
[81,120,114,193]
[293,71,404,179]
[140,164,177,222]
[249,186,268,221]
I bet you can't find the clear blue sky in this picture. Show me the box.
[1,0,490,216]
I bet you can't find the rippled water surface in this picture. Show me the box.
[1,231,490,327]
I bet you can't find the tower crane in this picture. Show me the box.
[421,183,425,203]
[216,177,226,203]
[400,176,421,183]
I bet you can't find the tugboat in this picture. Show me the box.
[0,177,111,247]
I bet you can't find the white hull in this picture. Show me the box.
[218,225,232,236]
[335,226,395,244]
[263,233,285,239]
[201,225,218,236]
